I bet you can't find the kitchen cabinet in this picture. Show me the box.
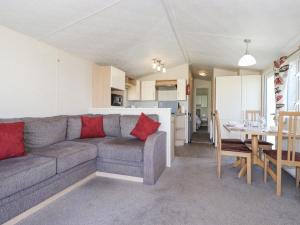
[127,80,141,101]
[92,65,125,107]
[171,116,175,161]
[177,79,186,100]
[110,66,125,90]
[141,81,156,100]
[175,115,186,146]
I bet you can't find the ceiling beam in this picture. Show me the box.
[43,0,123,39]
[160,0,190,63]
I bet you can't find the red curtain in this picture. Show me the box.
[273,56,289,112]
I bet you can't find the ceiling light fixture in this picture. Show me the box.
[238,39,256,67]
[198,71,207,76]
[157,60,161,71]
[162,64,166,73]
[152,58,157,69]
[152,58,167,73]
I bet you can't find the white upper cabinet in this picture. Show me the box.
[196,95,208,107]
[177,79,186,100]
[127,80,141,101]
[110,66,125,90]
[141,80,156,100]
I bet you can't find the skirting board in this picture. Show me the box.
[96,171,143,183]
[3,173,96,225]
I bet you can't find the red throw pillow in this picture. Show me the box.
[80,116,106,139]
[131,113,160,141]
[0,122,26,160]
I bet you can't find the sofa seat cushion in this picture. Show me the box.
[98,138,145,162]
[0,154,56,200]
[73,137,116,146]
[31,141,97,173]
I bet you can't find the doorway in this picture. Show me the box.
[192,80,211,144]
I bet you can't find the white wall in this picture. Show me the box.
[0,25,92,118]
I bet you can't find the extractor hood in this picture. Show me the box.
[155,80,177,90]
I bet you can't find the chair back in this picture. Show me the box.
[245,110,261,121]
[277,111,300,165]
[214,111,222,152]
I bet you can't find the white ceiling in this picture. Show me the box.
[0,0,300,77]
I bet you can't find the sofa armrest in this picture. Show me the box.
[143,131,166,185]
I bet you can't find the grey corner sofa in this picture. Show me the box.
[0,114,166,224]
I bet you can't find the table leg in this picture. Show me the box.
[232,158,241,168]
[251,135,259,164]
[236,135,276,182]
[238,165,247,178]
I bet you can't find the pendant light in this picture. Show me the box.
[238,39,256,67]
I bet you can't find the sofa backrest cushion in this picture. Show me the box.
[103,114,121,137]
[66,116,82,140]
[25,117,67,149]
[66,114,120,140]
[120,114,159,138]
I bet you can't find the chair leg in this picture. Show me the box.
[217,152,221,178]
[264,158,269,184]
[276,164,282,196]
[246,155,251,185]
[258,148,262,160]
[241,158,245,168]
[296,167,300,188]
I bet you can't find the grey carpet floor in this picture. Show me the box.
[16,144,300,225]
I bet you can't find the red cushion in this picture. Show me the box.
[222,144,251,153]
[80,116,106,139]
[130,113,161,141]
[244,139,273,146]
[0,122,26,160]
[263,150,300,161]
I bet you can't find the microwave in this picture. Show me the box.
[111,94,123,106]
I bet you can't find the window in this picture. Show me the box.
[265,71,276,127]
[264,56,300,146]
[286,60,299,111]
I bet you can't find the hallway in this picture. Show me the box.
[191,127,211,144]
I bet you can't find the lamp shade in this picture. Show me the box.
[238,54,256,67]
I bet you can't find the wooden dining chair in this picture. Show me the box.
[245,110,261,121]
[244,110,273,151]
[214,111,252,184]
[263,111,300,196]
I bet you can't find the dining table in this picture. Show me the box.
[223,123,278,181]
